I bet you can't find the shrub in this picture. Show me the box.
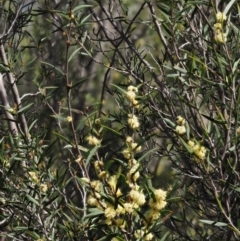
[0,0,240,240]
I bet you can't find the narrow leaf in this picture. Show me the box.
[53,131,72,145]
[223,0,236,15]
[138,147,158,163]
[80,13,92,25]
[110,83,126,94]
[68,47,82,63]
[174,65,187,73]
[101,124,123,137]
[41,61,64,75]
[160,231,171,241]
[84,208,104,219]
[50,114,66,122]
[232,58,240,74]
[86,145,99,165]
[28,119,38,132]
[201,113,226,124]
[72,5,92,13]
[17,103,33,114]
[179,137,193,154]
[199,219,228,227]
[25,194,39,206]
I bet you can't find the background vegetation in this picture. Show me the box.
[0,0,240,240]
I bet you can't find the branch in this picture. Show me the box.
[0,1,25,40]
[0,73,18,136]
[0,43,29,139]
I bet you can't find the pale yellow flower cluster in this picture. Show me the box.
[134,230,154,241]
[108,175,117,192]
[125,85,140,129]
[128,114,140,129]
[125,162,147,217]
[0,198,6,205]
[125,85,139,108]
[88,158,143,223]
[114,218,126,229]
[122,137,142,192]
[94,160,104,172]
[87,175,125,222]
[122,148,131,159]
[149,189,167,210]
[90,158,145,221]
[40,183,48,193]
[104,199,141,224]
[122,136,142,159]
[216,12,227,23]
[93,160,107,179]
[98,171,107,179]
[145,209,161,223]
[66,116,72,122]
[144,188,167,224]
[123,202,139,213]
[86,135,101,146]
[8,107,16,115]
[28,171,39,183]
[87,180,105,209]
[175,115,186,135]
[126,159,140,184]
[145,233,154,241]
[108,175,122,197]
[188,140,207,161]
[91,180,101,193]
[111,238,120,241]
[87,195,99,207]
[3,159,10,168]
[237,127,240,135]
[129,189,146,206]
[104,205,117,219]
[134,230,144,239]
[214,12,227,44]
[80,177,90,184]
[29,172,49,193]
[120,134,147,219]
